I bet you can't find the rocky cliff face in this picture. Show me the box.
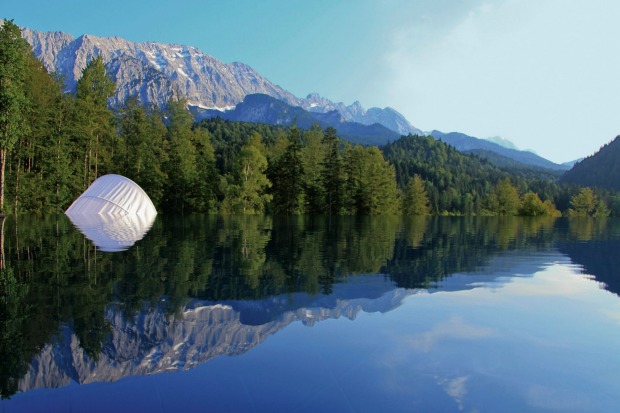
[300,93,423,136]
[21,28,299,110]
[19,279,415,392]
[21,27,421,137]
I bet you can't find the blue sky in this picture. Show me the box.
[4,0,620,163]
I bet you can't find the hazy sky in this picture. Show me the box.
[4,0,620,163]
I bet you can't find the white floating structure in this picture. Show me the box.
[65,174,157,252]
[65,174,157,218]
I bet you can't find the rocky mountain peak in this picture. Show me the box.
[21,26,422,137]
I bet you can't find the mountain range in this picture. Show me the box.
[21,26,571,171]
[196,93,402,146]
[430,130,569,171]
[21,27,422,137]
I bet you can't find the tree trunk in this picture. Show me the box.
[14,155,19,215]
[83,151,88,191]
[0,216,5,270]
[95,133,99,180]
[0,147,6,212]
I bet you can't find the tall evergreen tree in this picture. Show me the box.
[163,98,198,213]
[344,145,399,215]
[321,127,344,216]
[301,124,326,214]
[75,55,116,188]
[0,20,30,212]
[12,51,67,212]
[47,87,78,210]
[491,178,521,216]
[404,174,430,215]
[270,126,304,214]
[224,132,272,214]
[117,96,167,208]
[190,127,219,212]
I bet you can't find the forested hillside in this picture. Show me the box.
[561,136,620,191]
[381,135,572,215]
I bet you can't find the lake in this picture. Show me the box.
[1,215,620,412]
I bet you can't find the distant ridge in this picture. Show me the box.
[485,136,519,150]
[430,130,568,171]
[560,136,620,190]
[196,94,401,146]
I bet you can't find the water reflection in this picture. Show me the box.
[18,275,414,392]
[66,212,157,252]
[1,215,620,409]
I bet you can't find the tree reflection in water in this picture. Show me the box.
[1,215,619,398]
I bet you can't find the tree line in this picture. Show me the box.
[0,20,616,217]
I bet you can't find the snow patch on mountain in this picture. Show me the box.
[21,27,422,137]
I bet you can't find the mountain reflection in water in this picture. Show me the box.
[1,215,620,412]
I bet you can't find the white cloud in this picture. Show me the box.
[438,375,470,411]
[408,316,495,352]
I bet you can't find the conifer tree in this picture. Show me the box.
[117,96,167,208]
[270,126,304,214]
[301,124,326,214]
[225,132,272,214]
[360,146,400,215]
[321,127,344,215]
[404,174,430,215]
[0,20,30,212]
[190,127,219,212]
[14,51,69,212]
[491,178,521,216]
[163,98,198,213]
[75,55,115,188]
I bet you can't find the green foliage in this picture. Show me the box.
[343,145,399,215]
[491,178,521,216]
[404,175,430,215]
[15,53,73,212]
[269,126,305,214]
[223,132,272,213]
[162,98,199,213]
[321,126,345,215]
[198,117,288,175]
[568,187,609,217]
[0,20,31,211]
[518,192,561,217]
[117,96,167,208]
[382,134,505,215]
[560,136,620,191]
[190,127,220,212]
[300,124,326,214]
[75,55,116,187]
[0,20,29,151]
[381,135,571,216]
[0,265,31,399]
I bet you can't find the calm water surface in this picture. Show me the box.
[1,215,620,412]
